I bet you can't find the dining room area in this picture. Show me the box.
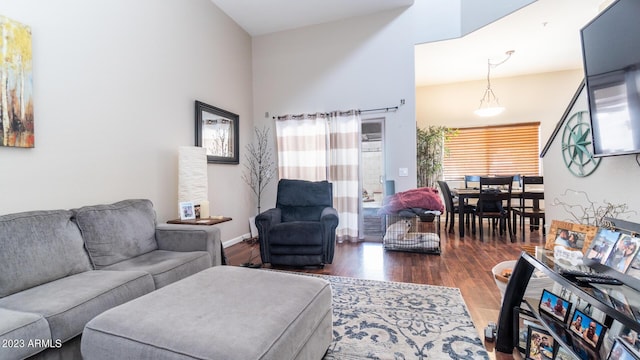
[438,174,545,243]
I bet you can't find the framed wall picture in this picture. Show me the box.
[546,220,598,254]
[539,289,572,323]
[179,201,196,220]
[0,16,34,148]
[569,308,606,350]
[195,100,239,164]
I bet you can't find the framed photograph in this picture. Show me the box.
[540,313,572,348]
[608,290,635,319]
[627,250,640,279]
[569,308,607,350]
[608,338,640,360]
[195,100,239,164]
[581,286,612,308]
[546,220,599,254]
[586,228,622,263]
[571,333,599,360]
[603,234,640,273]
[619,327,640,354]
[179,201,196,220]
[526,326,556,360]
[539,289,572,323]
[515,306,540,354]
[554,345,575,360]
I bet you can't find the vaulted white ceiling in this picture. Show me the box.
[210,0,608,85]
[210,0,414,37]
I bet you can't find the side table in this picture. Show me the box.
[166,217,232,265]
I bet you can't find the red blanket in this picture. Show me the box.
[379,187,444,214]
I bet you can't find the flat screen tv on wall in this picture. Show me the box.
[580,0,640,157]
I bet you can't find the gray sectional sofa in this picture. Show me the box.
[0,199,222,360]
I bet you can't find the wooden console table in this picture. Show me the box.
[166,217,232,265]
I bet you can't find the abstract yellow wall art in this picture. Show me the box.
[1,15,33,148]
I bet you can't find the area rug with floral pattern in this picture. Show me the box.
[301,274,490,360]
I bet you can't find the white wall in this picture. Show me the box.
[0,0,255,242]
[252,7,418,209]
[543,89,640,225]
[417,69,584,143]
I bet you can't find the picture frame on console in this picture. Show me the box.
[569,308,606,351]
[546,220,598,254]
[603,234,640,274]
[195,100,239,164]
[539,289,572,323]
[526,326,556,360]
[607,338,640,360]
[179,201,196,220]
[515,307,540,354]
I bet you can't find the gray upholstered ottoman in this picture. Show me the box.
[81,266,332,360]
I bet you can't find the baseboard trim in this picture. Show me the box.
[223,233,251,248]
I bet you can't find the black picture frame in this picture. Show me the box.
[539,289,573,324]
[568,308,607,351]
[620,327,640,355]
[526,326,556,360]
[540,313,573,349]
[608,338,640,360]
[515,306,540,354]
[195,100,239,164]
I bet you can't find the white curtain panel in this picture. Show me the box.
[275,113,329,181]
[178,146,208,204]
[329,110,361,242]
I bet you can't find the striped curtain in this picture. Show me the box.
[275,113,328,181]
[329,111,360,242]
[275,110,361,242]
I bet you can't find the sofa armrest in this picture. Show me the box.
[155,224,223,266]
[320,207,339,263]
[255,208,281,263]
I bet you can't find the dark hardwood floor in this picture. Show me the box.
[225,218,543,359]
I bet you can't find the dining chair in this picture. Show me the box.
[463,175,481,207]
[511,175,545,241]
[476,176,515,242]
[437,180,476,234]
[464,175,481,189]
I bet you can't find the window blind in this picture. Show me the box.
[443,122,540,180]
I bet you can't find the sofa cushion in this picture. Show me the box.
[0,270,154,343]
[0,308,52,359]
[74,199,158,269]
[0,210,92,298]
[103,250,211,288]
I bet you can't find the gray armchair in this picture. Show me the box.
[255,179,339,267]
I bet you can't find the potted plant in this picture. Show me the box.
[416,125,457,188]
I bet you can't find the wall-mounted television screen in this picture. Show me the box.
[580,0,640,157]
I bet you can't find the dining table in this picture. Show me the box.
[451,187,543,238]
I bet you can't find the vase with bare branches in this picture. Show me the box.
[241,126,275,267]
[242,126,276,215]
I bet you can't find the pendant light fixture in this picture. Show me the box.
[474,50,514,117]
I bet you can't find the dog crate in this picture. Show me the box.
[382,212,441,254]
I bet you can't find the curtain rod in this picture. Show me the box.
[272,105,400,119]
[360,106,399,113]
